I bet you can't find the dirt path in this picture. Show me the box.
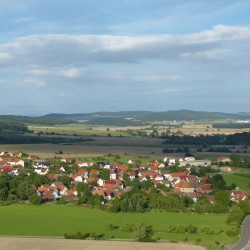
[0,237,205,250]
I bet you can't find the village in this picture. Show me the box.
[0,150,249,206]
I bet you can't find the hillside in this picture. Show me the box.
[42,110,249,124]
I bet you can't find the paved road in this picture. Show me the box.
[231,215,250,250]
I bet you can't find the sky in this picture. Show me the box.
[0,0,250,115]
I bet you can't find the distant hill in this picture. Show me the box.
[0,115,74,125]
[42,110,249,124]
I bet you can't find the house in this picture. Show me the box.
[77,169,89,178]
[169,170,190,181]
[180,192,198,203]
[89,169,100,177]
[40,168,49,175]
[160,170,170,179]
[231,191,250,202]
[75,161,89,167]
[179,160,211,167]
[174,180,195,193]
[163,156,175,165]
[217,156,231,163]
[148,165,159,172]
[52,182,68,195]
[148,160,159,165]
[0,151,6,156]
[139,171,157,180]
[186,175,199,182]
[2,165,14,173]
[197,184,213,194]
[71,173,84,182]
[27,155,39,160]
[47,173,60,181]
[37,185,59,200]
[125,172,136,181]
[7,158,25,167]
[11,152,23,157]
[185,157,196,161]
[92,187,113,201]
[97,178,104,187]
[128,159,134,164]
[55,166,66,172]
[154,174,164,181]
[84,177,99,184]
[60,158,72,163]
[219,166,232,172]
[64,189,78,196]
[109,170,117,180]
[115,164,129,172]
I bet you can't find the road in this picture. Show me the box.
[230,215,250,250]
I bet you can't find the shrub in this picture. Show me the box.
[199,225,214,234]
[176,224,186,233]
[57,198,66,205]
[29,194,42,205]
[186,224,197,234]
[225,222,240,237]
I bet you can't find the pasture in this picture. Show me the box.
[222,173,250,190]
[0,205,238,245]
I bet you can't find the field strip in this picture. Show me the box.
[0,237,206,250]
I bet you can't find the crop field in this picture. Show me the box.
[28,122,250,138]
[0,205,238,246]
[0,238,205,250]
[28,124,138,137]
[0,136,166,158]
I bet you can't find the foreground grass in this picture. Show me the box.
[0,204,238,246]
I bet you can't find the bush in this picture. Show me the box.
[176,224,186,233]
[122,223,135,232]
[186,224,197,234]
[199,225,214,234]
[29,194,42,205]
[64,231,89,239]
[57,198,66,205]
[226,206,244,226]
[225,222,240,236]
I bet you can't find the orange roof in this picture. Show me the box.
[175,180,193,189]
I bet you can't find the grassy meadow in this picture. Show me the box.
[222,173,250,190]
[0,205,238,246]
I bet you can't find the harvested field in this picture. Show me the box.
[0,237,205,250]
[0,137,165,158]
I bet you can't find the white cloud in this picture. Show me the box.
[0,52,12,63]
[28,69,49,76]
[22,77,46,88]
[0,25,249,69]
[59,68,82,78]
[181,49,231,60]
[134,75,185,82]
[58,93,75,97]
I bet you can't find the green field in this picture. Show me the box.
[222,173,250,190]
[0,205,238,245]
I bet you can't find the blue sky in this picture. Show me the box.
[0,0,250,115]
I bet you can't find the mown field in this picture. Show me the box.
[0,205,238,246]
